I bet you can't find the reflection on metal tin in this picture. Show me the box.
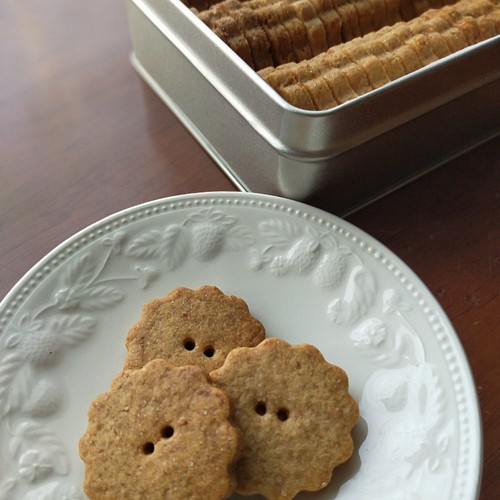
[127,0,500,215]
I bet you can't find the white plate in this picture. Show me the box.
[0,192,481,500]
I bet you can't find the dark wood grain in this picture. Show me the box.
[1,0,498,498]
[0,1,234,301]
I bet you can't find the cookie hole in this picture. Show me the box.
[255,402,267,416]
[143,442,155,455]
[277,408,289,421]
[203,346,215,358]
[183,339,195,351]
[161,425,174,438]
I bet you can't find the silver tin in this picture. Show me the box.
[127,0,500,215]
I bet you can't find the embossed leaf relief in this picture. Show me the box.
[0,231,158,498]
[327,266,376,325]
[125,208,255,268]
[346,365,454,498]
[251,219,376,325]
[11,423,69,478]
[350,289,427,367]
[6,314,96,366]
[0,478,17,500]
[342,289,454,498]
[351,318,418,367]
[5,365,63,420]
[21,481,82,500]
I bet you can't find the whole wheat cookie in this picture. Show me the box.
[210,337,359,499]
[79,359,240,500]
[124,285,265,372]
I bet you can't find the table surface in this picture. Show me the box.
[1,1,499,498]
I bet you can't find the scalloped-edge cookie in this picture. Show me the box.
[79,359,240,500]
[124,285,265,372]
[210,337,359,499]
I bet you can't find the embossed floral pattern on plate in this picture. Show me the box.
[0,193,481,500]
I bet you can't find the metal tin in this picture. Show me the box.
[126,0,500,215]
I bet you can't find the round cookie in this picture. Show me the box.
[124,286,265,372]
[79,359,240,500]
[210,337,359,499]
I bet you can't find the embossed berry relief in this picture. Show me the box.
[124,208,255,268]
[250,219,376,325]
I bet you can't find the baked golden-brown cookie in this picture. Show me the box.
[79,359,240,500]
[210,337,359,499]
[257,0,500,110]
[124,285,265,372]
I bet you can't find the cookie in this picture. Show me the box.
[257,0,500,109]
[79,359,240,500]
[210,337,359,499]
[124,285,265,372]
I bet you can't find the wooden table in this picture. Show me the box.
[1,1,498,498]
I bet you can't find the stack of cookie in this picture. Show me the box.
[80,285,359,499]
[187,0,500,109]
